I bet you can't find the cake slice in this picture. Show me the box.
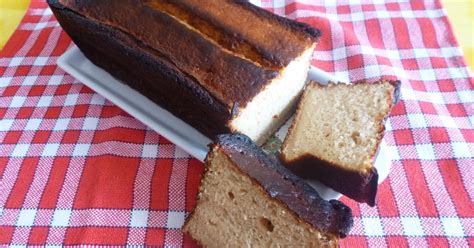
[48,0,321,144]
[183,134,353,247]
[280,80,400,206]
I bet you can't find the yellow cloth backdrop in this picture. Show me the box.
[0,0,472,69]
[444,0,473,70]
[0,0,30,50]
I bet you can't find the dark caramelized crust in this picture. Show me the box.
[282,155,379,206]
[49,1,231,137]
[215,134,353,237]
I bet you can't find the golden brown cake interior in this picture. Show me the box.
[282,81,397,173]
[280,80,400,206]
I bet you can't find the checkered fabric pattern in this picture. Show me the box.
[0,0,472,246]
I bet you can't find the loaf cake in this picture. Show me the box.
[280,80,400,206]
[183,133,353,247]
[48,0,321,144]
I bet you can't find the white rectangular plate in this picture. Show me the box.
[58,46,391,200]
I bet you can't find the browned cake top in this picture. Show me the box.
[146,0,320,68]
[56,0,320,108]
[214,134,353,237]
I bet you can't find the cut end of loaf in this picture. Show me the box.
[230,45,315,145]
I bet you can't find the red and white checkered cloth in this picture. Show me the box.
[0,0,472,246]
